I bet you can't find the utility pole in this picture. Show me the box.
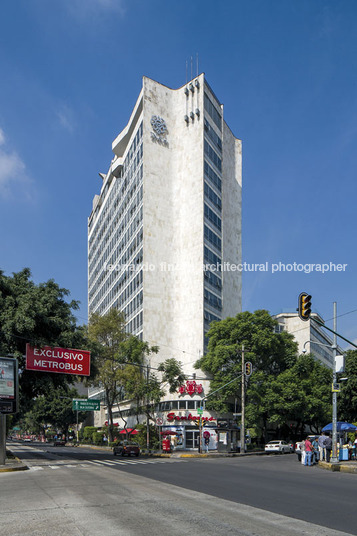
[241,344,245,454]
[331,302,338,463]
[0,414,6,465]
[146,364,150,451]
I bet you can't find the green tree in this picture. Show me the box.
[248,354,332,439]
[27,385,86,438]
[158,358,187,393]
[338,350,357,423]
[88,309,160,441]
[195,310,298,416]
[0,268,86,411]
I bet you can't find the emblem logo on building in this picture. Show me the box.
[178,380,203,395]
[150,115,169,147]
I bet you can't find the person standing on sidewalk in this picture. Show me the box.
[324,433,333,462]
[304,437,314,466]
[318,432,326,461]
[300,439,306,465]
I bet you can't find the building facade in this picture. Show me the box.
[274,312,344,369]
[88,74,242,448]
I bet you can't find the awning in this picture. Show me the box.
[119,428,138,435]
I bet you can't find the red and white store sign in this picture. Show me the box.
[26,344,91,376]
[167,412,216,423]
[178,380,203,395]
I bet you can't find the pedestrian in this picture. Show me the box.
[312,437,319,464]
[300,439,306,465]
[318,432,326,461]
[304,437,314,466]
[324,433,333,462]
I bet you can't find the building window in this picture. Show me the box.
[204,140,222,172]
[204,93,222,130]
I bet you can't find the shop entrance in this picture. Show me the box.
[186,430,200,449]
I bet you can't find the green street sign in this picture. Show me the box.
[197,407,203,415]
[72,399,100,411]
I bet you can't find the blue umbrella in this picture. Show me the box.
[322,421,357,432]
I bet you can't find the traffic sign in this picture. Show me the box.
[197,407,203,415]
[72,399,100,411]
[156,417,163,426]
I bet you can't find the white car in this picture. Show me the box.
[265,440,291,454]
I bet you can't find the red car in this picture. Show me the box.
[113,441,140,457]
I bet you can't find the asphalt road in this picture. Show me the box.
[5,442,357,536]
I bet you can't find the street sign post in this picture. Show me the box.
[72,399,100,411]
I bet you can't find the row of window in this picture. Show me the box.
[204,246,221,269]
[88,203,143,300]
[204,310,221,330]
[204,161,221,192]
[204,269,222,291]
[112,269,143,309]
[204,93,222,130]
[204,140,222,172]
[204,203,221,232]
[89,123,143,250]
[125,311,143,336]
[204,225,221,251]
[123,290,143,321]
[90,247,143,313]
[204,289,222,311]
[204,118,222,153]
[89,167,143,277]
[204,182,222,211]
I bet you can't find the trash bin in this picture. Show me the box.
[339,448,348,461]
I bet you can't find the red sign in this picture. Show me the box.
[178,380,203,395]
[26,344,91,376]
[167,412,216,423]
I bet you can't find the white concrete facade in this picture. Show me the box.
[88,75,242,442]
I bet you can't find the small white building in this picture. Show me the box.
[274,312,344,370]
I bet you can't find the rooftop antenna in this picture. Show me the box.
[196,53,199,76]
[186,59,188,84]
[191,56,193,81]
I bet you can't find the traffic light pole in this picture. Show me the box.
[331,302,338,463]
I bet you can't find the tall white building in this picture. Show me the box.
[88,74,242,448]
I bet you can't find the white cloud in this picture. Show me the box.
[56,104,76,133]
[65,0,126,19]
[0,128,5,146]
[0,128,34,201]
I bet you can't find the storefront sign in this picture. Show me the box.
[26,344,91,376]
[167,412,216,423]
[178,380,203,395]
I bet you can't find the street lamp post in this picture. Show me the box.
[331,302,338,463]
[303,302,339,463]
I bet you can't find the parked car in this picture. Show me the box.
[264,440,291,454]
[113,441,140,457]
[53,438,66,446]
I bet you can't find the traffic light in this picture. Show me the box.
[245,361,252,377]
[298,292,312,321]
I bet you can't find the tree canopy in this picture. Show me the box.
[0,268,86,410]
[195,309,333,440]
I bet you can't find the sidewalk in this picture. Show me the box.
[0,453,28,473]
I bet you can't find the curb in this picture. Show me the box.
[318,460,357,473]
[0,455,28,473]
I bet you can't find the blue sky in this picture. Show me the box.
[0,0,356,349]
